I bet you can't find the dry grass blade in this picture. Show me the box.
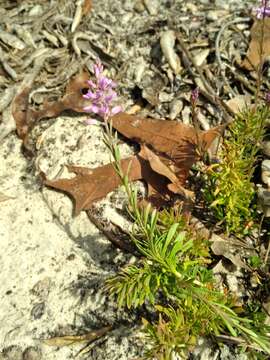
[0,192,15,202]
[43,325,112,347]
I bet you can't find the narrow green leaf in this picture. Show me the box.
[162,223,179,256]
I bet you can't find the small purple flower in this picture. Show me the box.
[83,91,96,100]
[191,88,199,104]
[255,6,270,18]
[83,60,122,123]
[93,62,103,78]
[254,0,270,19]
[87,80,97,89]
[98,77,115,91]
[84,104,100,114]
[105,91,117,103]
[85,118,99,125]
[111,105,122,115]
[99,104,110,116]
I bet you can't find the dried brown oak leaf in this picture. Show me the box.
[45,157,143,216]
[45,153,174,215]
[45,113,224,215]
[32,71,90,121]
[242,18,270,70]
[12,71,90,141]
[111,112,224,184]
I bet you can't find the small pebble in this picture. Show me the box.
[169,99,183,120]
[262,159,270,171]
[160,30,181,75]
[182,106,191,125]
[28,5,43,17]
[206,11,219,21]
[134,0,145,12]
[262,141,270,157]
[23,347,41,360]
[236,23,249,31]
[186,3,198,13]
[158,91,174,103]
[193,49,209,67]
[264,301,270,326]
[31,302,45,319]
[31,277,51,299]
[123,0,133,11]
[143,0,158,15]
[215,0,229,10]
[257,187,270,217]
[250,274,259,288]
[261,160,270,187]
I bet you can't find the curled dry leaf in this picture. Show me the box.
[242,18,270,71]
[210,234,251,271]
[33,71,91,120]
[12,71,90,144]
[139,144,194,199]
[190,218,252,270]
[45,154,174,215]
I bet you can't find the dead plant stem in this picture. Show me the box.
[176,33,234,123]
[255,9,267,109]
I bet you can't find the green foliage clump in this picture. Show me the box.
[105,205,270,359]
[203,106,269,236]
[103,120,270,359]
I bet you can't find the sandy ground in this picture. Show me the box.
[0,116,141,360]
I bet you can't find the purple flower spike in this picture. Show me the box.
[191,88,199,104]
[83,60,122,122]
[255,7,270,18]
[99,104,110,116]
